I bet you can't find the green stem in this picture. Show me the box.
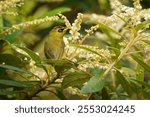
[103,34,139,77]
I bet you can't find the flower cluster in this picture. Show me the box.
[0,0,24,16]
[133,0,142,10]
[62,0,150,75]
[69,13,83,42]
[110,0,150,25]
[59,14,71,29]
[76,45,111,71]
[84,0,149,32]
[1,16,59,35]
[80,25,99,44]
[59,13,110,71]
[64,24,100,59]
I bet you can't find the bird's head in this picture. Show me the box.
[49,26,69,39]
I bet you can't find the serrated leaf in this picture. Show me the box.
[17,46,41,63]
[41,7,71,18]
[62,70,90,89]
[81,76,105,93]
[116,70,133,97]
[131,55,150,72]
[0,54,22,66]
[81,68,105,93]
[135,19,150,31]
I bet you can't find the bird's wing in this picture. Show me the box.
[56,41,65,59]
[44,42,55,59]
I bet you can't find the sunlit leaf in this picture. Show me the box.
[81,76,105,93]
[81,68,105,93]
[121,67,136,78]
[131,55,150,72]
[98,22,122,37]
[142,40,150,45]
[135,19,150,31]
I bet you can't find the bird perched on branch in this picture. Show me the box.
[44,26,68,60]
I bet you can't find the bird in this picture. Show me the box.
[44,26,68,60]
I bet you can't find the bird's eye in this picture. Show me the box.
[58,28,64,33]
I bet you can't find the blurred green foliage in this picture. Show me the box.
[0,0,150,100]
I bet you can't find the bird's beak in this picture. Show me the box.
[64,27,69,32]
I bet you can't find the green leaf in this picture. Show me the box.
[81,76,105,93]
[97,22,122,37]
[0,29,23,42]
[0,64,36,77]
[101,88,110,100]
[136,64,144,81]
[17,46,41,63]
[41,7,71,18]
[135,19,150,31]
[81,68,105,93]
[70,44,101,56]
[116,70,133,97]
[54,88,67,100]
[0,54,22,66]
[0,67,5,76]
[142,40,150,45]
[131,55,150,72]
[44,59,77,68]
[0,79,32,88]
[0,91,16,96]
[62,70,90,89]
[130,79,150,88]
[121,67,136,78]
[0,16,3,28]
[44,59,77,73]
[115,14,128,24]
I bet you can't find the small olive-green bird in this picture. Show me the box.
[44,26,68,59]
